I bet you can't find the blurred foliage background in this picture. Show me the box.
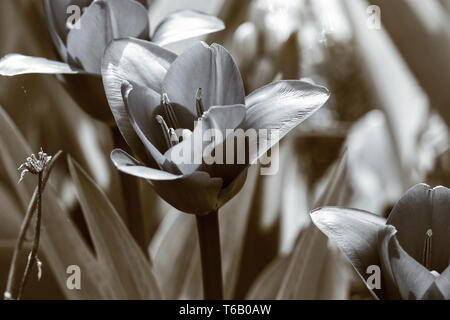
[0,0,449,300]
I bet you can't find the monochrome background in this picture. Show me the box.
[0,0,449,300]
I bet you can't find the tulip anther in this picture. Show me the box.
[196,88,205,118]
[161,93,180,130]
[155,115,173,150]
[169,128,179,146]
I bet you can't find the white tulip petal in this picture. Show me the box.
[311,206,385,297]
[111,149,223,214]
[111,149,181,181]
[102,38,176,163]
[43,0,92,45]
[151,171,223,215]
[422,265,450,299]
[378,226,436,299]
[152,10,225,47]
[387,184,450,272]
[162,42,245,115]
[164,104,246,175]
[0,54,84,76]
[243,80,330,164]
[67,0,149,74]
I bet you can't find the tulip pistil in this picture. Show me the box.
[196,88,205,118]
[423,229,433,270]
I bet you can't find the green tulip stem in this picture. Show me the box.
[17,171,43,300]
[4,151,61,300]
[196,210,224,300]
[111,127,147,253]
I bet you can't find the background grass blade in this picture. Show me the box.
[247,152,352,299]
[68,156,161,299]
[0,105,104,299]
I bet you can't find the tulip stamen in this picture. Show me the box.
[196,88,205,118]
[156,115,173,149]
[422,229,433,270]
[162,93,180,130]
[169,128,179,147]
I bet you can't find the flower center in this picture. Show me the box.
[422,228,433,270]
[162,93,180,130]
[155,115,178,149]
[155,89,206,149]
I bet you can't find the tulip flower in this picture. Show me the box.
[102,38,329,299]
[0,0,225,122]
[101,39,330,215]
[311,183,450,300]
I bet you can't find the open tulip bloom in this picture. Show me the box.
[101,39,330,215]
[0,0,225,121]
[311,184,450,300]
[101,38,329,298]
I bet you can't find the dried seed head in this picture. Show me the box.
[18,148,52,183]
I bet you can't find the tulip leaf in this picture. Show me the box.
[247,151,352,299]
[219,166,261,298]
[314,150,349,208]
[368,0,450,129]
[0,105,103,299]
[247,153,352,300]
[152,10,225,47]
[345,0,429,176]
[150,211,201,299]
[68,156,161,299]
[0,54,84,76]
[0,183,22,240]
[247,225,347,299]
[246,256,291,299]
